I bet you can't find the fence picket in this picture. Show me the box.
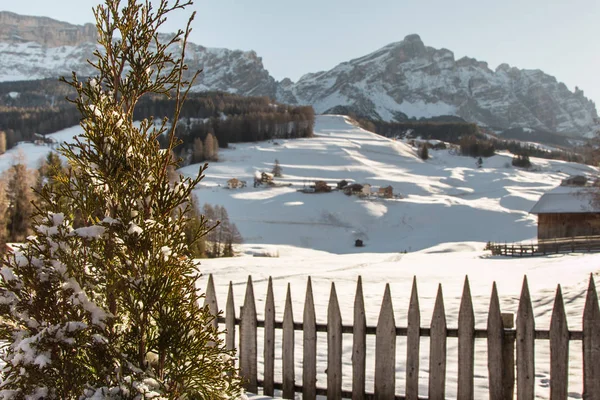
[226,281,235,351]
[204,274,218,330]
[406,277,420,400]
[264,277,275,396]
[303,277,317,400]
[375,283,396,399]
[327,283,343,400]
[458,276,475,400]
[549,284,568,400]
[353,276,367,400]
[240,275,258,393]
[283,284,295,399]
[516,276,535,400]
[487,282,504,400]
[429,284,447,400]
[583,275,600,398]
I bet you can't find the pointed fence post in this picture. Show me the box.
[502,313,515,400]
[303,277,317,400]
[549,284,568,400]
[458,277,475,400]
[375,284,396,399]
[226,281,236,351]
[516,276,535,400]
[204,274,218,331]
[283,284,295,399]
[429,284,447,400]
[240,276,258,393]
[353,276,367,400]
[264,277,275,396]
[583,275,600,398]
[487,282,504,400]
[327,283,343,400]
[406,277,421,400]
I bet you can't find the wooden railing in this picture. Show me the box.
[488,235,600,256]
[203,274,600,399]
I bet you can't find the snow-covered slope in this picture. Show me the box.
[2,115,596,254]
[177,115,597,253]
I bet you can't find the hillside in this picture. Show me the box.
[0,12,597,136]
[177,115,596,253]
[2,114,600,399]
[3,115,596,254]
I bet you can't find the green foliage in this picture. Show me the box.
[0,1,241,398]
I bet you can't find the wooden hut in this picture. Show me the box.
[530,187,600,240]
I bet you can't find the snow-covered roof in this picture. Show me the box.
[530,186,600,214]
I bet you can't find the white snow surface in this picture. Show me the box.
[1,115,599,399]
[178,115,597,254]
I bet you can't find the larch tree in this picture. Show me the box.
[191,137,204,164]
[0,131,6,155]
[212,134,219,161]
[203,132,214,161]
[0,1,242,399]
[5,163,36,242]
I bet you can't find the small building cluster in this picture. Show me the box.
[254,172,274,187]
[227,178,247,189]
[341,181,394,198]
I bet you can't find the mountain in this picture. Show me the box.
[277,34,598,136]
[0,11,277,97]
[0,12,597,136]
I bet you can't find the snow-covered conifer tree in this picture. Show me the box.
[0,1,241,398]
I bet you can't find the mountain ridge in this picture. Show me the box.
[0,11,596,137]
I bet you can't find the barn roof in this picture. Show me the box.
[530,186,600,214]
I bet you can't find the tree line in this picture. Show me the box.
[358,118,586,163]
[1,83,315,154]
[0,152,242,258]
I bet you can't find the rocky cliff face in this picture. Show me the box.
[0,13,596,136]
[0,13,277,97]
[0,11,96,47]
[277,34,598,136]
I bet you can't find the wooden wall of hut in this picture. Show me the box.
[538,213,600,240]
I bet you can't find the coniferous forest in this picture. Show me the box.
[0,80,315,153]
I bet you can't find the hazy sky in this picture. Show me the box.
[3,0,599,107]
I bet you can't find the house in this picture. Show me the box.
[261,172,273,184]
[361,184,372,196]
[379,186,394,198]
[530,186,600,240]
[254,172,274,187]
[343,184,363,195]
[227,178,246,189]
[314,181,331,193]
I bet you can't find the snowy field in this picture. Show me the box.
[1,115,599,399]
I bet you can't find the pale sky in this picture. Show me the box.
[2,0,599,108]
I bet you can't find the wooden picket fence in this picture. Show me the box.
[203,274,600,400]
[488,235,600,257]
